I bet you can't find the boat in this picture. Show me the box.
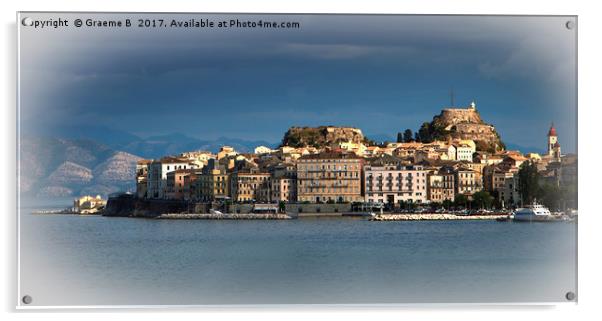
[512,201,554,222]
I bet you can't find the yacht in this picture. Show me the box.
[513,202,553,222]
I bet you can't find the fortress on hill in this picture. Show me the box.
[427,101,505,153]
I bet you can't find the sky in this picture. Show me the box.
[19,13,577,153]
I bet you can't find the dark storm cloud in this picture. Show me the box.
[19,13,576,151]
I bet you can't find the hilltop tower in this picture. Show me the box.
[547,123,561,160]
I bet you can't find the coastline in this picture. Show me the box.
[156,213,292,220]
[371,213,508,221]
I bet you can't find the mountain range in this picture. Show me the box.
[20,127,278,198]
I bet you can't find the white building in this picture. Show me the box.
[254,145,275,155]
[454,143,476,162]
[147,157,196,199]
[364,164,428,205]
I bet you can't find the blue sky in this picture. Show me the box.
[20,14,577,153]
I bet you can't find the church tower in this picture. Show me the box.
[547,123,561,160]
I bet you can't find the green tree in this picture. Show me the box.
[403,129,413,142]
[454,194,469,208]
[278,200,286,213]
[418,122,432,143]
[442,199,453,210]
[472,190,494,209]
[518,161,541,204]
[396,132,403,143]
[414,132,421,142]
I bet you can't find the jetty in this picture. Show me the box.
[156,213,292,220]
[371,213,508,221]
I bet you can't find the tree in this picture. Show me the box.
[396,132,403,143]
[414,132,421,142]
[454,194,469,208]
[540,183,561,211]
[472,190,494,209]
[418,122,432,143]
[518,161,541,204]
[442,199,453,210]
[403,129,413,142]
[278,200,286,213]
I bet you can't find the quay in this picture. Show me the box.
[156,213,292,220]
[371,213,508,221]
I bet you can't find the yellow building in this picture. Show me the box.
[337,141,367,156]
[73,195,106,214]
[197,168,230,202]
[296,152,364,203]
[217,146,237,160]
[229,169,270,202]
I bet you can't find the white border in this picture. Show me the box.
[2,1,601,320]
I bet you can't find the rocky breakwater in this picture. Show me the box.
[371,213,507,221]
[157,213,292,220]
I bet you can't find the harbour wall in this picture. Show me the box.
[371,214,508,221]
[104,195,210,218]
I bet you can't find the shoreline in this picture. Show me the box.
[371,214,509,221]
[156,213,292,220]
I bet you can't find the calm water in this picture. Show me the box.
[19,202,577,306]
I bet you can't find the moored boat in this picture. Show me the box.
[512,202,554,222]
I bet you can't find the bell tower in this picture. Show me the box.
[547,123,559,157]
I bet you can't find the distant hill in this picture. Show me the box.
[19,137,141,198]
[118,133,277,159]
[19,133,278,197]
[27,124,278,159]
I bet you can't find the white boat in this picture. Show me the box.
[512,202,553,222]
[209,209,223,215]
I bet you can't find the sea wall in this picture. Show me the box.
[371,214,507,221]
[104,195,210,218]
[286,203,352,214]
[157,213,292,220]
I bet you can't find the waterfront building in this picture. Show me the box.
[147,157,196,199]
[455,167,481,198]
[165,169,196,200]
[135,159,152,199]
[229,168,271,202]
[297,152,364,203]
[364,164,428,205]
[196,166,230,202]
[182,170,201,201]
[500,173,521,207]
[269,177,297,203]
[426,166,455,203]
[73,195,106,214]
[483,162,520,207]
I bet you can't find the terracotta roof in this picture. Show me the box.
[548,124,557,136]
[299,152,363,160]
[159,156,190,164]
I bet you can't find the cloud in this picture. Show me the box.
[279,43,418,60]
[477,28,575,84]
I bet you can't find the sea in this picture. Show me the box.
[18,198,577,306]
